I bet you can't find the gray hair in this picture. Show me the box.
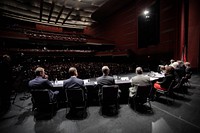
[135,67,143,74]
[102,66,110,75]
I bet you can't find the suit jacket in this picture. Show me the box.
[29,77,53,89]
[63,76,85,90]
[130,74,151,97]
[96,75,115,87]
[96,75,117,95]
[28,76,56,101]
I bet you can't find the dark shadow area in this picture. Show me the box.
[66,108,88,120]
[174,94,192,102]
[129,104,154,115]
[155,96,182,108]
[99,105,119,117]
[15,108,33,125]
[33,108,57,121]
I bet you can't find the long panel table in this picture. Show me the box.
[51,72,164,105]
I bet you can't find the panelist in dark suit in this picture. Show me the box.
[63,67,85,90]
[97,66,115,87]
[28,67,59,101]
[130,67,151,97]
[97,66,120,96]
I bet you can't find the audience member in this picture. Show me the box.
[0,54,13,114]
[169,59,175,66]
[129,67,151,97]
[184,62,192,79]
[170,61,181,82]
[28,67,59,102]
[177,60,186,77]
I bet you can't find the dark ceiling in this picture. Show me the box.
[0,0,134,29]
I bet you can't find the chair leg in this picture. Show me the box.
[165,93,170,105]
[11,92,18,104]
[147,98,152,109]
[133,99,137,111]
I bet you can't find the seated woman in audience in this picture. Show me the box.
[154,66,175,91]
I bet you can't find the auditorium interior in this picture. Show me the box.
[0,0,200,133]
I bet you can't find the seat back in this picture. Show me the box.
[30,89,57,118]
[173,78,184,90]
[135,85,152,104]
[31,89,57,111]
[31,89,52,104]
[101,85,119,104]
[65,88,86,108]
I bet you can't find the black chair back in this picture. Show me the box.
[65,88,86,108]
[30,89,57,117]
[31,89,51,103]
[135,85,152,104]
[101,85,119,105]
[129,84,152,111]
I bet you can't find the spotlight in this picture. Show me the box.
[143,10,149,15]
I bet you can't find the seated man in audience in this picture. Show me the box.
[63,67,86,93]
[184,62,192,79]
[29,67,59,102]
[170,61,181,82]
[130,67,151,98]
[157,65,166,74]
[169,59,175,66]
[96,66,121,97]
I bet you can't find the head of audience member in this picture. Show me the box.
[102,66,110,76]
[69,67,78,77]
[158,65,165,73]
[2,54,11,64]
[165,66,174,75]
[135,67,143,75]
[35,67,45,78]
[177,60,186,69]
[171,62,179,69]
[170,59,175,64]
[184,62,191,68]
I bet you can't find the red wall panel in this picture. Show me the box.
[85,0,200,69]
[85,0,178,57]
[188,0,200,68]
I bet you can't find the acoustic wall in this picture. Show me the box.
[85,0,178,60]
